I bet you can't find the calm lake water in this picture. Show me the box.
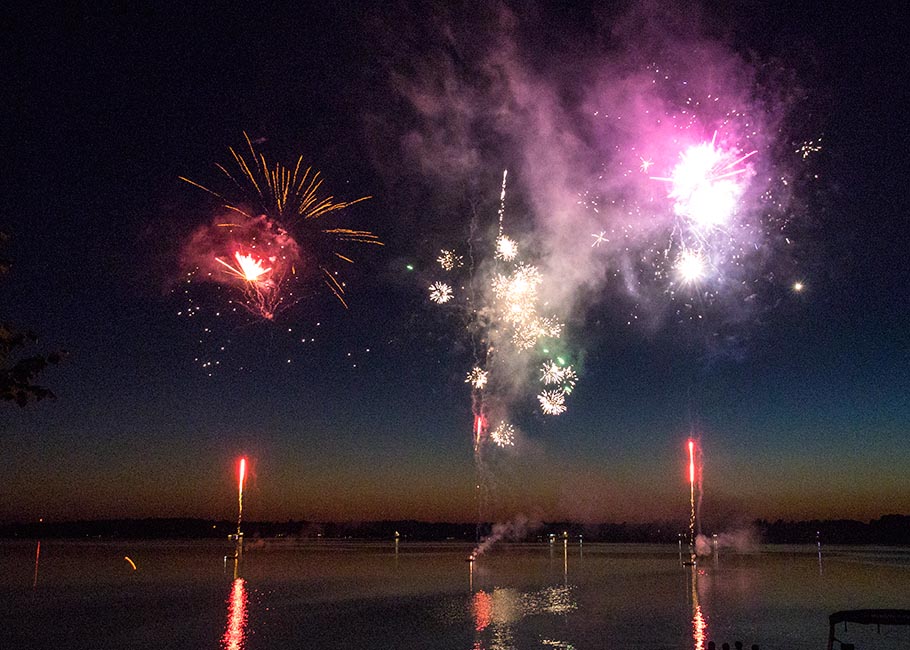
[2,539,909,649]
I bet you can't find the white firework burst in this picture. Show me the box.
[465,367,488,390]
[437,249,463,271]
[560,366,577,392]
[491,421,515,447]
[676,250,705,284]
[495,235,518,261]
[538,389,567,416]
[537,316,563,339]
[540,361,561,384]
[429,282,454,304]
[541,361,577,391]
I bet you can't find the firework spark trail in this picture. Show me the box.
[687,439,696,558]
[539,361,577,391]
[212,250,284,319]
[237,457,246,537]
[473,413,487,453]
[216,252,273,283]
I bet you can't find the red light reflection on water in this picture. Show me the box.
[691,567,707,650]
[222,578,248,650]
[472,590,492,632]
[33,540,41,588]
[692,601,707,650]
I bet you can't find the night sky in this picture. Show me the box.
[2,2,908,527]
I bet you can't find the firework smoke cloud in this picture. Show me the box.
[382,2,812,358]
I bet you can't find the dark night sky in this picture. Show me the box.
[1,2,908,526]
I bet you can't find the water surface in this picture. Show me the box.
[3,540,909,649]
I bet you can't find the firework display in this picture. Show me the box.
[573,55,816,334]
[178,133,382,321]
[428,169,582,462]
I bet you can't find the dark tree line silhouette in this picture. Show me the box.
[0,231,63,406]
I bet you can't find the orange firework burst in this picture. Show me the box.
[216,252,272,283]
[180,133,383,314]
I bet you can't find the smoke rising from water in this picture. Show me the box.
[695,528,759,556]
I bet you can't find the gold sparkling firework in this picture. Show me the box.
[180,132,383,309]
[429,281,454,304]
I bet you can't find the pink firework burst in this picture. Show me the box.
[652,131,756,233]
